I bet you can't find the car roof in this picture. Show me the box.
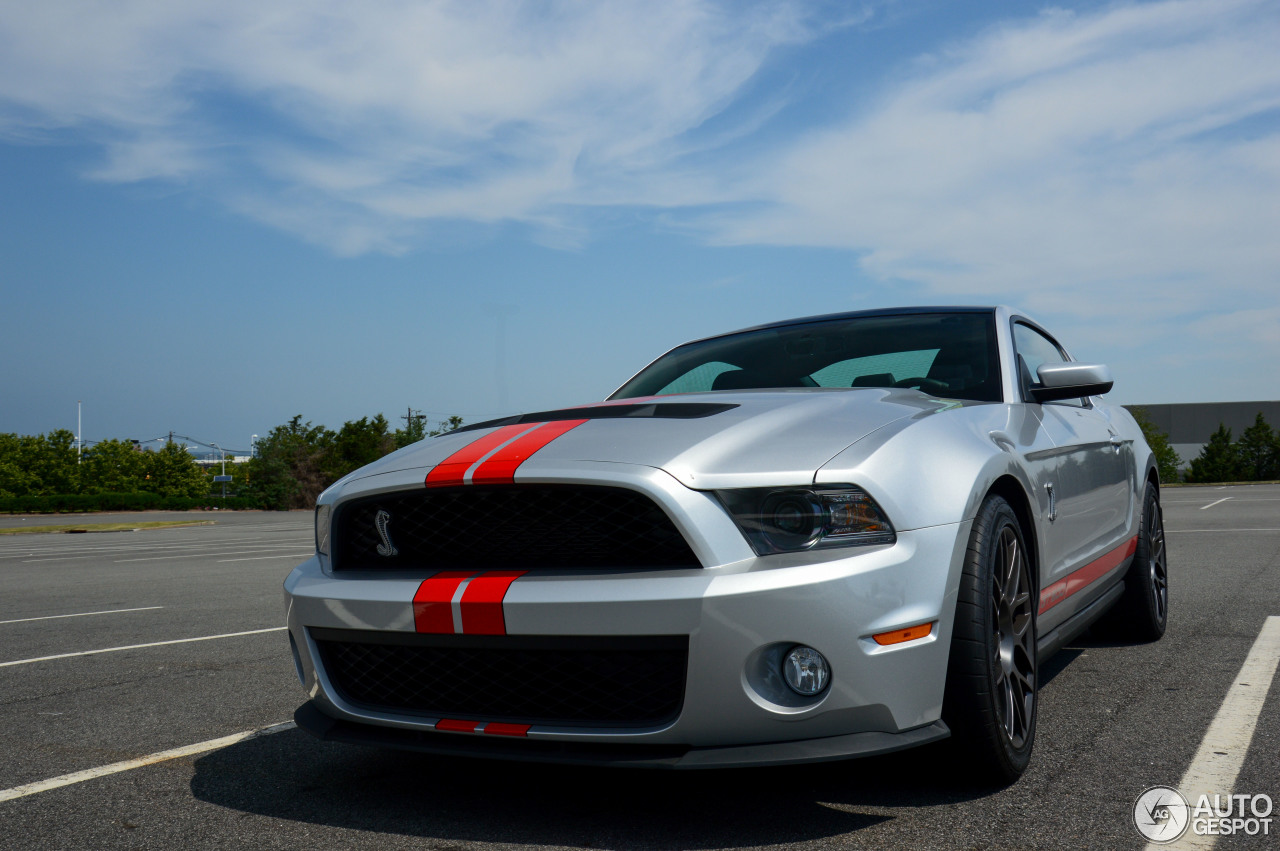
[684,305,1005,347]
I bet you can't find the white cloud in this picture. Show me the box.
[0,0,827,252]
[712,0,1280,323]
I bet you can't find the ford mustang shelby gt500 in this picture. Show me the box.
[286,305,1168,780]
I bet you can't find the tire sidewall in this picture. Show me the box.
[945,495,1038,781]
[1128,483,1168,638]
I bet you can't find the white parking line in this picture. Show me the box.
[1199,498,1232,510]
[1151,616,1280,850]
[1168,529,1280,533]
[0,627,287,667]
[0,721,296,803]
[112,547,311,563]
[0,606,163,625]
[216,553,313,563]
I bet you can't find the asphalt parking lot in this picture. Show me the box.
[1,486,1277,850]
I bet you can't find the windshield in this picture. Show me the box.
[611,311,1002,403]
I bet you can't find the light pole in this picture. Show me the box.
[210,442,228,503]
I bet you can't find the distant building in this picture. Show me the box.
[1126,401,1280,469]
[193,456,250,466]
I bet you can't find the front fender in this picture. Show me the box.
[815,403,1042,533]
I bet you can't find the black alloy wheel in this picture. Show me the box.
[944,494,1038,783]
[991,523,1036,749]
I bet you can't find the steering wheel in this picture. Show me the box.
[892,376,949,396]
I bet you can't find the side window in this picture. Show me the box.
[1013,323,1084,406]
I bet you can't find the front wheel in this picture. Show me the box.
[943,494,1037,783]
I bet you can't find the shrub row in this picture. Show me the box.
[0,492,260,514]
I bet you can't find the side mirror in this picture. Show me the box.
[1030,363,1114,403]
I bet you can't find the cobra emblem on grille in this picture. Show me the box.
[374,509,398,557]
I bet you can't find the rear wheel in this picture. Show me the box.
[944,495,1037,783]
[1111,482,1168,641]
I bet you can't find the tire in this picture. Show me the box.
[1110,482,1168,641]
[943,495,1037,783]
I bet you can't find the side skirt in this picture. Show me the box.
[1036,580,1125,663]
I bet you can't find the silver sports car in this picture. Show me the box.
[285,305,1167,781]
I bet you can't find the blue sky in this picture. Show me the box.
[2,0,1278,453]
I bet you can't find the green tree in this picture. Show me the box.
[327,415,394,480]
[242,412,463,510]
[1187,424,1241,483]
[0,433,36,497]
[80,439,146,494]
[1126,407,1182,484]
[2,431,80,496]
[1236,413,1280,482]
[428,415,464,437]
[243,416,336,510]
[393,408,428,449]
[393,411,462,447]
[141,441,210,497]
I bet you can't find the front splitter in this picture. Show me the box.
[294,700,950,770]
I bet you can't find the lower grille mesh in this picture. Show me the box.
[315,631,687,728]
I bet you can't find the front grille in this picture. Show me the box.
[313,629,687,728]
[333,485,700,571]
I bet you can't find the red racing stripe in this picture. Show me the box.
[483,723,531,737]
[424,423,536,488]
[435,719,480,733]
[413,571,477,633]
[1038,536,1138,614]
[469,419,588,485]
[458,570,527,635]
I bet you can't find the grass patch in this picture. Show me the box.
[0,520,216,535]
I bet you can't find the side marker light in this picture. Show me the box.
[872,622,933,646]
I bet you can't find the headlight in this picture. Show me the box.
[716,486,895,555]
[315,503,332,556]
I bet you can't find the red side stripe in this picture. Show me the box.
[470,419,588,485]
[435,719,479,733]
[425,424,536,488]
[458,569,527,635]
[1039,536,1138,614]
[483,722,531,737]
[413,571,476,633]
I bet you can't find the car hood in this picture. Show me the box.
[338,389,957,492]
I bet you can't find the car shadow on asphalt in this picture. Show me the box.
[191,727,1004,848]
[1039,646,1084,688]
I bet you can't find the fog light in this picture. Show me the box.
[782,645,829,696]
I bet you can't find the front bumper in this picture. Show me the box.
[284,512,971,767]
